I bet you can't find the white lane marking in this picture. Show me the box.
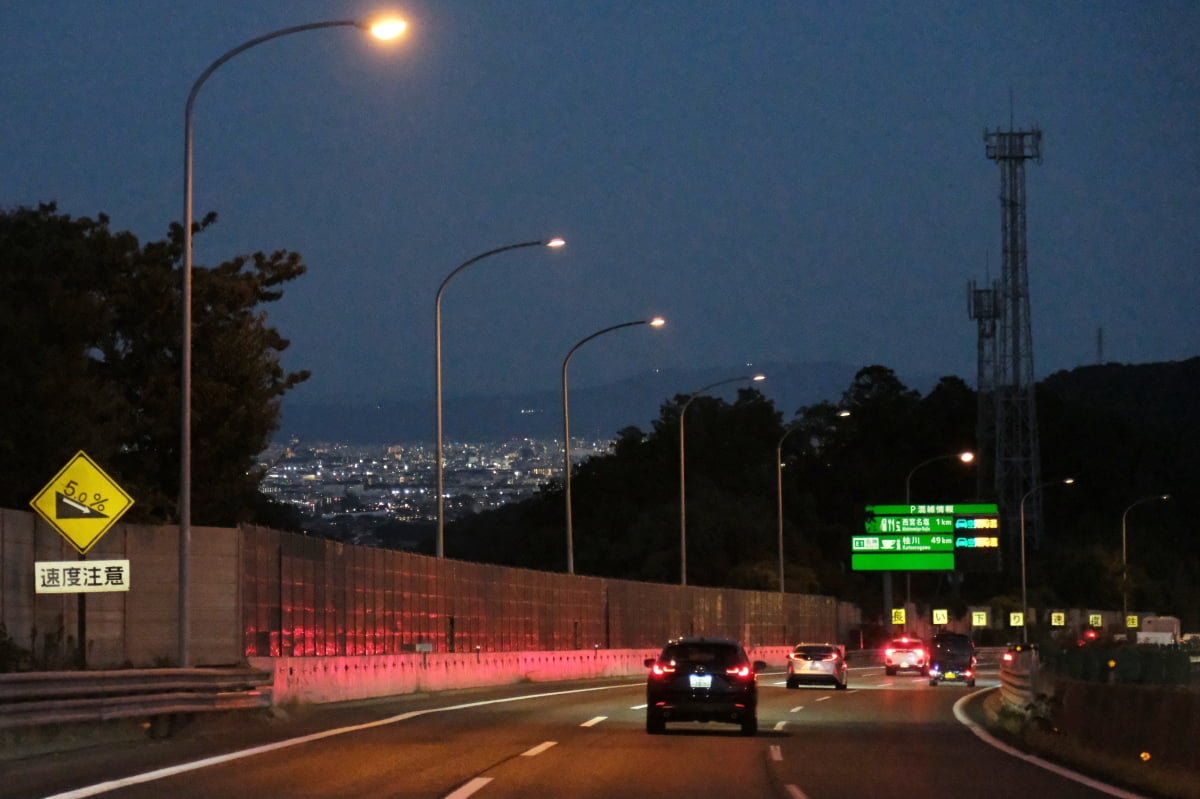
[789,705,804,712]
[785,784,811,799]
[769,744,783,761]
[952,690,1151,799]
[520,741,557,757]
[815,696,830,702]
[773,721,787,732]
[580,716,606,727]
[43,682,636,799]
[444,777,494,799]
[630,703,647,710]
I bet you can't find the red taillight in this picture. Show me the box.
[726,665,752,678]
[1002,651,1014,663]
[823,651,840,662]
[650,662,676,677]
[915,649,926,659]
[884,648,897,657]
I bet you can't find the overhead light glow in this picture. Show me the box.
[649,317,666,327]
[369,19,407,40]
[546,238,566,248]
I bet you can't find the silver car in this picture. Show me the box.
[786,643,848,690]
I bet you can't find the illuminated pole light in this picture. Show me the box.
[562,317,665,574]
[180,17,405,668]
[679,374,765,586]
[435,238,566,558]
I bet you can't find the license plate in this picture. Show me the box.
[944,672,958,680]
[803,662,821,672]
[689,674,713,689]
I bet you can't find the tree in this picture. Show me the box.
[0,204,308,525]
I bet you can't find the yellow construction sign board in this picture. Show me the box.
[30,451,134,554]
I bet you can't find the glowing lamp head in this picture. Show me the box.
[369,19,407,40]
[546,238,566,248]
[752,374,766,382]
[959,451,975,463]
[648,317,666,327]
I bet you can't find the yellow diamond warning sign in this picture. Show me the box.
[30,451,134,555]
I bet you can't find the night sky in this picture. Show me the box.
[4,1,1197,407]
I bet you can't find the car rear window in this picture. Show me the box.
[888,639,922,649]
[662,643,743,668]
[794,645,837,658]
[933,636,973,654]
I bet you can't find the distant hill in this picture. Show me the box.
[1040,357,1199,423]
[276,361,947,443]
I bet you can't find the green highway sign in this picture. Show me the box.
[852,552,956,571]
[854,502,1002,572]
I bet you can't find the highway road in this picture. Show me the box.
[5,665,1145,799]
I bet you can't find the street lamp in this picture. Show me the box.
[562,317,666,574]
[435,238,565,558]
[679,374,765,586]
[179,17,405,667]
[776,409,852,594]
[1019,477,1075,643]
[1121,493,1171,622]
[899,451,975,607]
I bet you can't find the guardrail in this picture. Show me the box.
[0,668,272,730]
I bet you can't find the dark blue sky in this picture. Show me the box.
[4,1,1197,406]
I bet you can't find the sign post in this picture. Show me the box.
[30,451,134,667]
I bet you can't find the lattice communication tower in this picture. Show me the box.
[975,126,1045,546]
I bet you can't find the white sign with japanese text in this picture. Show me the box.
[35,559,130,594]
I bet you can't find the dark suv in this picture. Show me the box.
[644,637,767,736]
[927,632,977,687]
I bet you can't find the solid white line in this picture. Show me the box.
[785,784,811,799]
[789,705,804,712]
[952,690,1151,799]
[769,744,783,761]
[630,703,647,710]
[43,683,635,799]
[773,721,787,732]
[580,716,606,727]
[815,696,830,702]
[520,741,557,757]
[444,777,494,799]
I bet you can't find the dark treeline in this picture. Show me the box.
[448,360,1197,628]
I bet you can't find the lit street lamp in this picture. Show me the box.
[434,238,565,559]
[562,318,666,574]
[679,374,765,586]
[1019,477,1075,643]
[179,17,405,667]
[1121,493,1171,622]
[899,451,975,608]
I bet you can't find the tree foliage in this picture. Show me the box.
[0,203,309,525]
[446,361,1196,626]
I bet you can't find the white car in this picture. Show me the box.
[786,643,848,690]
[883,637,927,676]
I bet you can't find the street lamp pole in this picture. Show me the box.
[562,318,665,574]
[902,451,974,606]
[179,17,405,668]
[435,238,565,558]
[1019,477,1074,643]
[776,424,802,594]
[679,374,765,586]
[1120,494,1171,622]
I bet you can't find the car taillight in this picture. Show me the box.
[1002,651,1014,663]
[885,648,896,657]
[915,649,926,659]
[650,662,676,677]
[788,652,801,661]
[823,651,840,662]
[726,665,752,678]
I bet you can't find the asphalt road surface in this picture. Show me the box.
[4,665,1148,799]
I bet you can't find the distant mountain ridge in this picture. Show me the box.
[276,361,947,444]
